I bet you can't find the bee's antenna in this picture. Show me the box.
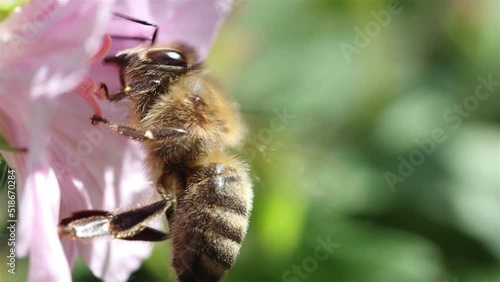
[111,12,158,45]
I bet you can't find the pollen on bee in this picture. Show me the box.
[58,216,112,240]
[145,130,155,139]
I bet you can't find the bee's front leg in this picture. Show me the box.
[98,80,161,102]
[98,83,129,102]
[90,114,187,141]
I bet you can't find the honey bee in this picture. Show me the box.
[58,13,253,282]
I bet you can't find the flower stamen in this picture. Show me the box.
[88,34,112,65]
[74,76,102,117]
[74,35,113,118]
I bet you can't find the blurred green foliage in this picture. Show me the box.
[0,0,29,22]
[1,0,499,281]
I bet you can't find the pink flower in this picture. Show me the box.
[0,0,232,281]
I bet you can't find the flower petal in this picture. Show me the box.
[0,0,116,279]
[151,0,233,60]
[0,0,115,99]
[23,163,71,282]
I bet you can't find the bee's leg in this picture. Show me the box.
[121,227,170,241]
[166,203,175,222]
[90,114,187,140]
[59,197,172,242]
[101,53,133,99]
[98,81,161,102]
[156,174,177,223]
[120,188,175,241]
[112,196,173,241]
[98,83,128,102]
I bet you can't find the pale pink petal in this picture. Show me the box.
[46,92,154,280]
[17,97,52,259]
[78,240,155,282]
[0,0,116,279]
[23,163,71,282]
[0,0,115,99]
[151,0,232,59]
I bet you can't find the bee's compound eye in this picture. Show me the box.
[146,49,187,67]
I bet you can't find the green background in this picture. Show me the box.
[1,0,499,281]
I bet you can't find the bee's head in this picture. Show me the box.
[104,43,199,74]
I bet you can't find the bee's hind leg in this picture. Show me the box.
[110,196,174,241]
[119,227,170,242]
[59,197,173,242]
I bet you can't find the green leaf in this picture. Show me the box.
[0,0,29,22]
[0,133,26,152]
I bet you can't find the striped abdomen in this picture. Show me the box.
[170,162,253,282]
